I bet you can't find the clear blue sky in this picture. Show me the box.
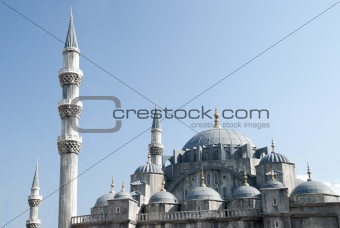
[1,0,340,227]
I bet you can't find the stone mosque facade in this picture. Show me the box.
[25,13,340,228]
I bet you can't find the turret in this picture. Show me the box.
[149,102,164,168]
[57,9,83,228]
[26,163,42,228]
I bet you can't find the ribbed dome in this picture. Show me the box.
[263,179,285,189]
[233,186,261,199]
[291,180,335,196]
[149,191,178,204]
[186,186,223,201]
[114,191,133,200]
[135,162,163,174]
[182,128,256,150]
[259,152,290,164]
[94,192,115,207]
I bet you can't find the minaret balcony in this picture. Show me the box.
[58,99,83,118]
[26,219,41,225]
[58,135,82,143]
[59,68,83,87]
[58,99,83,107]
[59,67,83,77]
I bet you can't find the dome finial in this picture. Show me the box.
[70,7,73,18]
[161,176,166,191]
[201,169,206,187]
[307,162,312,181]
[214,107,220,128]
[271,137,275,153]
[109,176,115,193]
[122,181,126,191]
[270,169,276,180]
[243,165,249,186]
[147,150,151,163]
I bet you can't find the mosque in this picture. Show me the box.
[25,13,340,228]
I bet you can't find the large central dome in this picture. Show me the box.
[182,128,256,150]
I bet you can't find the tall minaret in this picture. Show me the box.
[148,102,164,168]
[57,10,83,228]
[26,163,42,228]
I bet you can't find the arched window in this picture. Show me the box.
[207,173,211,185]
[204,151,209,161]
[185,189,188,197]
[223,187,227,199]
[213,150,218,160]
[214,173,218,184]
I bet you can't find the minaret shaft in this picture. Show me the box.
[149,104,164,168]
[26,164,42,228]
[57,13,83,228]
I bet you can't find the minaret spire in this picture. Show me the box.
[57,10,83,228]
[26,163,42,228]
[64,8,78,49]
[149,100,164,168]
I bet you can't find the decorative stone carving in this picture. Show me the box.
[58,104,82,118]
[58,140,82,155]
[149,146,164,155]
[59,73,83,87]
[26,224,40,228]
[28,199,41,207]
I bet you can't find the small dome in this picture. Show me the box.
[149,191,178,204]
[135,162,163,174]
[186,186,223,201]
[94,192,115,207]
[259,152,290,164]
[233,185,261,199]
[263,179,285,189]
[291,180,335,196]
[182,128,256,150]
[114,191,133,200]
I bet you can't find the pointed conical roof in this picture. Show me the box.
[32,162,40,190]
[152,101,161,129]
[64,10,78,49]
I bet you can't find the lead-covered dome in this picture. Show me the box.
[233,185,261,199]
[94,192,115,207]
[182,128,256,150]
[186,186,223,201]
[263,179,285,189]
[259,152,290,164]
[135,162,163,174]
[114,191,133,200]
[291,180,335,196]
[149,191,178,204]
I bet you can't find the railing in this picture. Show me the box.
[57,135,82,142]
[71,209,261,224]
[71,214,107,224]
[59,67,83,76]
[58,99,83,107]
[137,208,261,222]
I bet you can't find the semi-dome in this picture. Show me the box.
[259,152,290,164]
[149,191,178,204]
[94,192,115,207]
[182,128,256,150]
[233,185,261,199]
[263,179,285,189]
[291,180,335,196]
[135,162,163,174]
[186,186,223,201]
